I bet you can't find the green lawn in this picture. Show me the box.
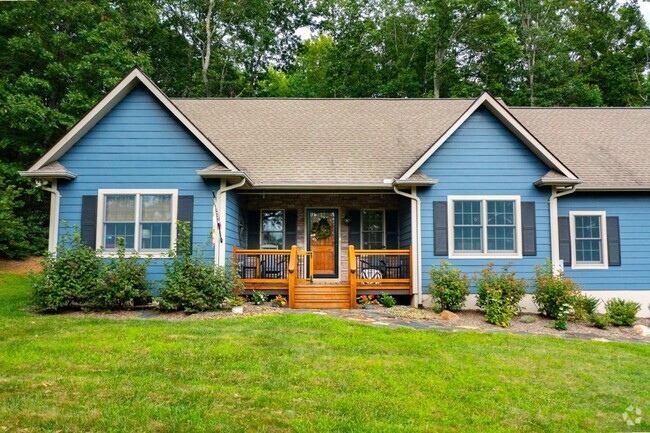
[1,273,649,432]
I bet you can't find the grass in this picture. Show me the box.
[1,273,649,432]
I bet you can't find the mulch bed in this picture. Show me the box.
[0,257,43,274]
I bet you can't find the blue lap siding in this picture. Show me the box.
[417,107,552,292]
[57,85,223,283]
[225,190,242,259]
[558,192,650,290]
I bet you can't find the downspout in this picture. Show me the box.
[393,184,423,308]
[34,179,60,254]
[549,185,577,275]
[215,176,246,266]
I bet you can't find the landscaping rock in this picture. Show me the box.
[440,310,460,322]
[633,325,650,337]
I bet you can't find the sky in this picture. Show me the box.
[641,2,650,24]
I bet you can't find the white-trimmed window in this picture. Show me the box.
[448,196,522,258]
[361,209,385,249]
[570,211,608,269]
[97,189,178,255]
[261,210,284,249]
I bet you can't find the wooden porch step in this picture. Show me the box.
[293,293,350,301]
[293,300,351,309]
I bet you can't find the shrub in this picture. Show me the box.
[31,230,103,312]
[532,259,582,320]
[589,313,610,329]
[227,295,246,307]
[474,263,527,328]
[379,292,396,308]
[604,298,641,326]
[428,261,470,312]
[554,318,568,331]
[251,290,267,305]
[271,295,287,307]
[89,238,152,311]
[158,222,242,313]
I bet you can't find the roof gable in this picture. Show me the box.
[25,68,238,174]
[399,92,578,181]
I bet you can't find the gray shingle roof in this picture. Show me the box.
[172,98,650,188]
[511,108,650,188]
[172,98,474,185]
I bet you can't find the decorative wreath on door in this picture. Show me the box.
[311,217,332,240]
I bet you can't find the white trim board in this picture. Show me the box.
[569,210,609,270]
[447,195,523,260]
[26,68,238,174]
[400,92,578,181]
[96,188,179,259]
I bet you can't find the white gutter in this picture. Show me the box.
[215,177,246,266]
[549,185,577,275]
[393,183,427,308]
[34,179,60,254]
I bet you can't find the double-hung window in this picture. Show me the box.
[261,210,284,248]
[448,196,522,258]
[361,210,385,249]
[98,190,177,255]
[570,211,608,269]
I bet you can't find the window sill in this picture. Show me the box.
[571,263,609,270]
[449,253,523,260]
[99,251,170,259]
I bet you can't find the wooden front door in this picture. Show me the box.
[307,209,338,278]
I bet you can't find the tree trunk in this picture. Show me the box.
[201,0,216,97]
[433,46,444,99]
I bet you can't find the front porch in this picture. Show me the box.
[233,245,412,308]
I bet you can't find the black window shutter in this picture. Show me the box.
[247,210,260,249]
[177,195,194,250]
[385,209,399,249]
[521,202,537,256]
[433,201,448,256]
[558,216,571,267]
[606,216,621,266]
[348,210,361,249]
[81,195,98,249]
[285,209,298,248]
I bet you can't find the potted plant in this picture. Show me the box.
[228,295,246,314]
[271,295,288,308]
[357,294,380,309]
[252,290,267,305]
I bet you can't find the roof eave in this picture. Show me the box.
[196,170,253,185]
[19,170,77,180]
[393,178,438,187]
[575,184,650,192]
[533,178,583,187]
[250,183,396,191]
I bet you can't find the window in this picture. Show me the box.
[570,211,608,269]
[361,210,385,249]
[261,210,284,248]
[98,190,177,255]
[448,196,522,258]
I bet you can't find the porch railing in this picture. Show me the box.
[348,245,412,308]
[233,246,313,285]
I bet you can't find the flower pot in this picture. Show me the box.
[231,306,244,314]
[362,305,376,310]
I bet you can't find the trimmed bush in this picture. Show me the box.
[589,313,610,329]
[158,221,243,313]
[31,231,103,312]
[532,259,582,320]
[89,238,152,311]
[605,298,641,326]
[428,261,470,312]
[475,263,527,328]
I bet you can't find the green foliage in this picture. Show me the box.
[30,230,103,312]
[271,295,287,307]
[604,298,641,326]
[589,313,611,330]
[158,222,242,313]
[428,261,470,312]
[89,238,152,311]
[474,263,527,328]
[251,290,267,305]
[554,318,568,331]
[379,292,396,308]
[227,296,246,307]
[531,259,582,320]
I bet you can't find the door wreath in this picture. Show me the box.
[311,217,332,240]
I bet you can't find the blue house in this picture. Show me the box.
[20,69,650,315]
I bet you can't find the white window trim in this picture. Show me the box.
[447,195,523,259]
[96,189,178,258]
[569,211,608,270]
[260,209,285,249]
[361,209,386,250]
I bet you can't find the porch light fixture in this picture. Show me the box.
[343,214,351,225]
